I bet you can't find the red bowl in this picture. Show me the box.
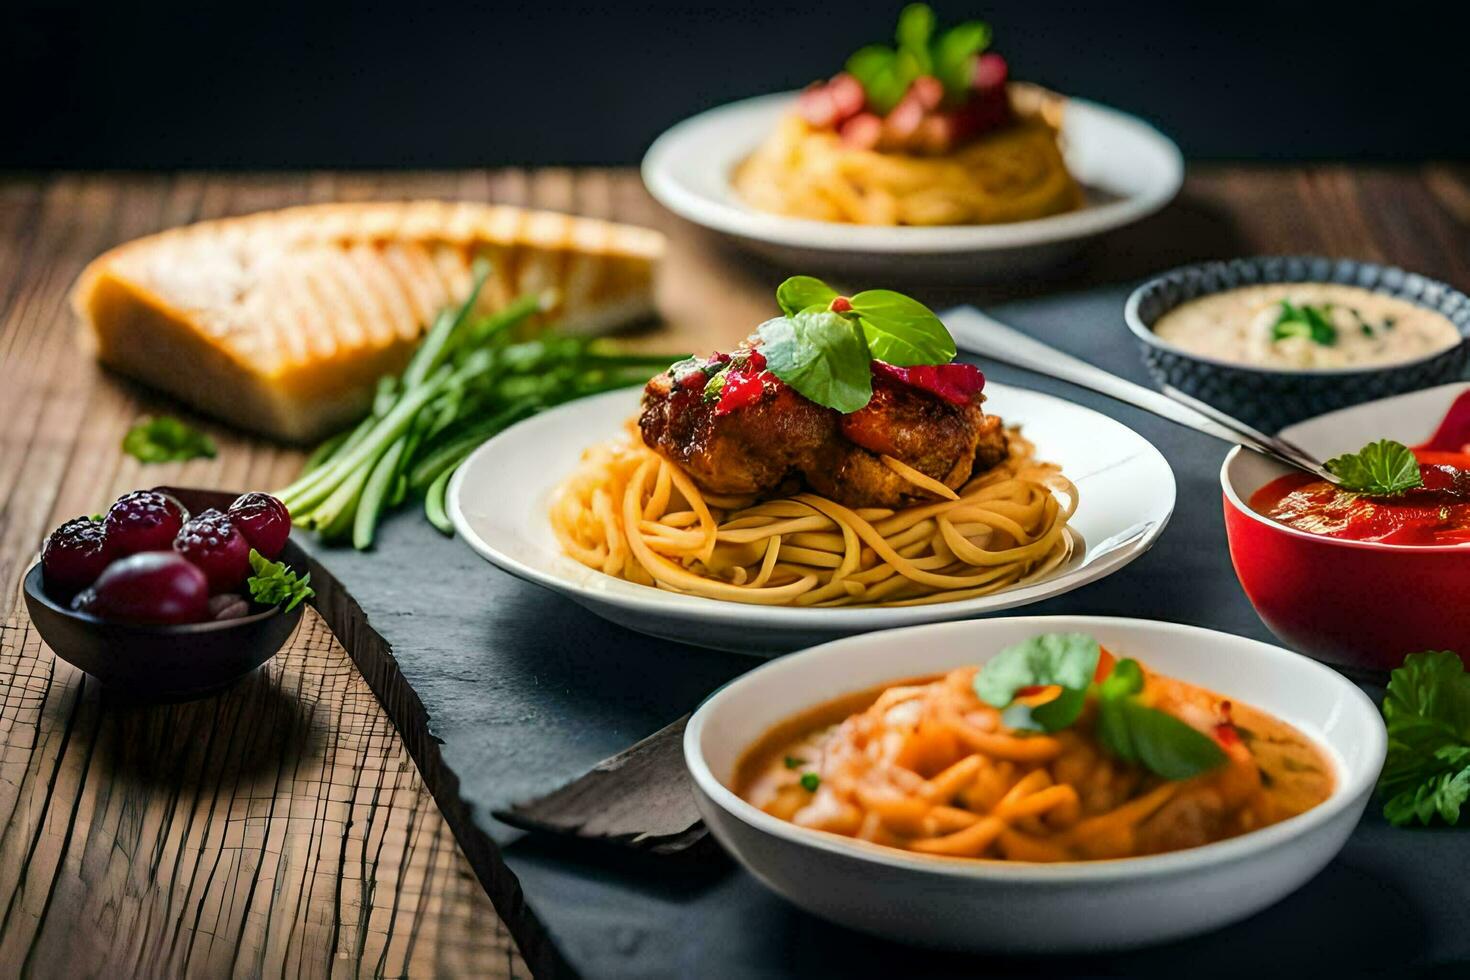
[1222,433,1470,675]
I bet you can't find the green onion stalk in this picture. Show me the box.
[276,260,683,550]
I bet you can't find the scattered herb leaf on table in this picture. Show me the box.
[1379,650,1470,827]
[122,416,217,463]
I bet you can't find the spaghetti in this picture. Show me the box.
[549,424,1078,607]
[737,661,1334,862]
[733,94,1084,227]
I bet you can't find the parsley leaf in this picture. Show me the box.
[246,549,315,612]
[783,755,805,770]
[1379,650,1470,827]
[756,310,873,413]
[800,772,821,792]
[1271,300,1338,346]
[974,633,1100,732]
[1324,439,1424,496]
[122,416,217,464]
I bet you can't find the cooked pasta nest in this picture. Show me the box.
[549,424,1079,607]
[732,101,1084,227]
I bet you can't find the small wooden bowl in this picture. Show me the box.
[21,487,309,702]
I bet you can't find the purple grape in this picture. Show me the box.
[228,492,291,559]
[72,551,210,624]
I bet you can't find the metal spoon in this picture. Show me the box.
[944,307,1340,484]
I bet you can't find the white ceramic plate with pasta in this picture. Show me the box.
[641,91,1183,280]
[448,384,1174,654]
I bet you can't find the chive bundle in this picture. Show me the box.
[277,261,681,549]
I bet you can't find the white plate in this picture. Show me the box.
[448,384,1175,654]
[686,616,1384,952]
[641,91,1183,279]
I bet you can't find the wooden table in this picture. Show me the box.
[2,165,1468,977]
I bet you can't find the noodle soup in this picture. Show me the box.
[736,649,1333,862]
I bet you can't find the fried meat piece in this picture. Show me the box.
[639,353,1006,508]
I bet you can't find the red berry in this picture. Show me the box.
[174,508,253,593]
[72,551,210,625]
[228,492,291,559]
[974,53,1008,92]
[41,517,113,592]
[105,491,187,557]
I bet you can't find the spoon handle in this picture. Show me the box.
[944,308,1336,481]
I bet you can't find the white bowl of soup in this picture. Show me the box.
[684,615,1384,953]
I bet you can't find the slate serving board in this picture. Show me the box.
[303,283,1470,979]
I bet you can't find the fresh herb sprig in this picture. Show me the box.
[276,261,682,549]
[757,276,956,413]
[122,416,217,463]
[246,549,315,611]
[1378,650,1470,827]
[1271,300,1338,347]
[845,4,992,112]
[1324,439,1423,496]
[973,633,1227,781]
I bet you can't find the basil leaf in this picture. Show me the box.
[756,311,873,413]
[849,289,956,366]
[777,276,839,318]
[122,416,217,464]
[1324,439,1424,496]
[845,45,894,90]
[974,633,1100,711]
[865,63,911,114]
[895,3,936,68]
[1098,656,1144,700]
[1100,698,1227,780]
[1004,684,1091,734]
[1094,658,1225,780]
[934,21,991,96]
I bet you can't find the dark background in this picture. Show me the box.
[6,0,1470,169]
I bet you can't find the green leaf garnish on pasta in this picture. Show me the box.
[974,634,1226,780]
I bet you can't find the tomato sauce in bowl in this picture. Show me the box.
[1250,455,1470,545]
[1249,389,1470,546]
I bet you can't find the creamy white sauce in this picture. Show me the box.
[1152,283,1461,370]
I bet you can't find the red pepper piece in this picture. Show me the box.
[871,361,986,406]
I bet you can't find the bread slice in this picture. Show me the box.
[73,200,665,442]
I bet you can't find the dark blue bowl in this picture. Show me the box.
[1125,256,1470,433]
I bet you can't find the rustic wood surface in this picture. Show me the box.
[1,165,1468,977]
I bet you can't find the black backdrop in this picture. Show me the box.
[7,0,1470,169]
